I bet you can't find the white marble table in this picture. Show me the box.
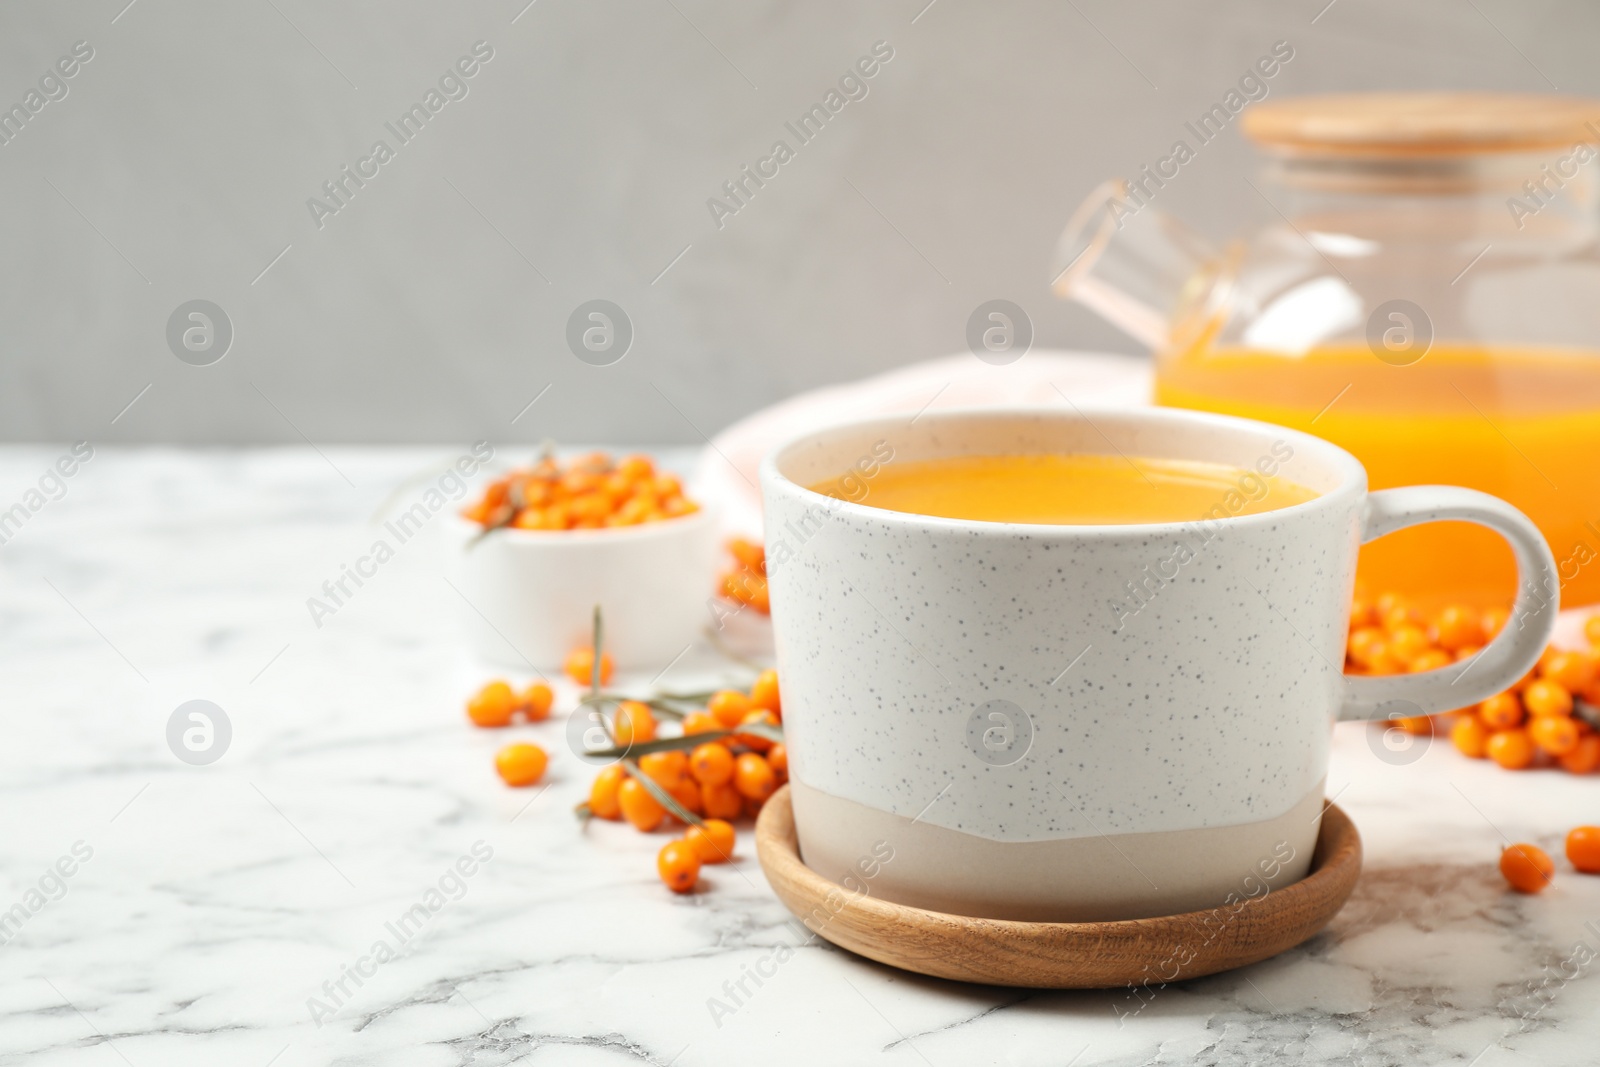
[3,446,1598,1067]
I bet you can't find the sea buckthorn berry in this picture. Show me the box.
[1487,728,1536,770]
[667,777,704,820]
[1451,716,1490,759]
[1477,692,1523,730]
[747,579,771,613]
[589,765,625,820]
[495,743,548,787]
[616,454,655,482]
[560,469,602,496]
[1483,607,1511,639]
[1434,606,1486,652]
[1395,714,1433,736]
[1524,680,1573,719]
[613,701,658,746]
[1455,645,1483,662]
[467,681,519,727]
[1500,843,1554,893]
[1568,826,1600,872]
[1586,615,1600,647]
[744,794,767,819]
[1559,734,1600,775]
[1409,649,1454,673]
[1347,627,1386,667]
[1348,595,1375,631]
[722,569,771,612]
[701,781,744,820]
[1510,664,1539,692]
[483,480,511,510]
[709,689,754,729]
[750,669,782,716]
[535,503,572,530]
[767,742,788,777]
[520,682,554,722]
[570,493,614,524]
[602,471,635,500]
[1541,651,1596,694]
[1530,715,1580,757]
[727,538,766,574]
[564,645,615,688]
[686,819,737,864]
[735,710,779,752]
[618,776,666,831]
[1378,599,1418,633]
[689,742,735,787]
[608,497,652,527]
[682,711,722,736]
[733,752,777,801]
[520,478,553,507]
[1365,650,1407,676]
[721,571,751,602]
[639,750,689,787]
[1387,625,1431,664]
[658,839,701,893]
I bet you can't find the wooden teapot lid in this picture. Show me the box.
[1242,93,1600,156]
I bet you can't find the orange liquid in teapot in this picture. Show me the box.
[1156,342,1600,609]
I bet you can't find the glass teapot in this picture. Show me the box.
[1054,92,1600,611]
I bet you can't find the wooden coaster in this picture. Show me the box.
[755,785,1361,988]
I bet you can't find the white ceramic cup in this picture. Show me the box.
[760,407,1558,922]
[443,507,718,671]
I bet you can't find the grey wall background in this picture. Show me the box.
[1,0,1593,444]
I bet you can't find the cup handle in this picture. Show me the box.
[1339,487,1559,722]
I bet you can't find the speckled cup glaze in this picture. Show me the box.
[760,406,1558,921]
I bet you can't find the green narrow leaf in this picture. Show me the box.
[657,687,733,703]
[584,730,736,760]
[590,605,604,696]
[736,721,785,743]
[573,800,593,824]
[642,699,690,720]
[579,721,784,762]
[577,694,691,721]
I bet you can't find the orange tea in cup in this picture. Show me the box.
[820,453,1318,525]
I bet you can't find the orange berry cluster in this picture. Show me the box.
[467,679,553,728]
[719,538,769,614]
[465,679,557,787]
[1346,592,1600,773]
[1346,591,1499,679]
[1499,827,1600,893]
[587,670,787,894]
[462,451,699,531]
[1448,616,1600,773]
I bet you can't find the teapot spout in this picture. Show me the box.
[1051,179,1230,352]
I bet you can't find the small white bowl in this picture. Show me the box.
[442,506,719,672]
